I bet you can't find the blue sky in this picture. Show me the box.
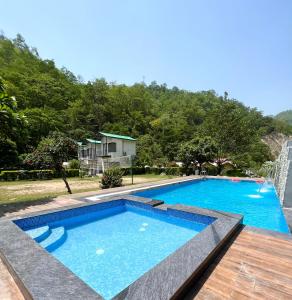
[1,0,292,115]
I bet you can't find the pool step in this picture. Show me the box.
[40,227,67,252]
[26,225,51,243]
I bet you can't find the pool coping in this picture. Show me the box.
[0,195,243,300]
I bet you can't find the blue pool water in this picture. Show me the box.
[23,202,207,299]
[134,179,290,234]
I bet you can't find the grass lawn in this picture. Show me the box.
[0,174,176,206]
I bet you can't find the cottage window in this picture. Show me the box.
[108,142,117,152]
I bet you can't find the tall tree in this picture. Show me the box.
[136,134,165,166]
[0,77,27,167]
[24,132,77,193]
[202,99,263,173]
[178,137,218,173]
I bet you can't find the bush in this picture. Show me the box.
[121,166,182,176]
[203,165,218,176]
[68,159,80,169]
[101,167,123,189]
[0,170,19,181]
[225,169,246,177]
[257,161,274,177]
[145,167,164,175]
[26,170,54,180]
[0,169,79,181]
[180,166,196,176]
[79,170,87,178]
[121,167,146,175]
[164,167,182,176]
[66,169,79,177]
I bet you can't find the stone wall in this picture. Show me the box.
[274,141,292,207]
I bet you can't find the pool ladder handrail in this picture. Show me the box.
[201,169,207,178]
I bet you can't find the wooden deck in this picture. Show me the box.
[0,257,24,300]
[186,228,292,300]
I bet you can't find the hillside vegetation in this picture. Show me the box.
[275,110,292,125]
[1,33,292,171]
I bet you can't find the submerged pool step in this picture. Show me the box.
[26,225,51,243]
[39,227,67,252]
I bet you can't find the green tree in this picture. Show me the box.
[178,136,218,174]
[22,107,65,147]
[0,77,27,167]
[1,33,291,172]
[0,77,25,138]
[136,134,165,166]
[0,138,18,168]
[275,110,292,125]
[24,132,77,193]
[202,99,263,172]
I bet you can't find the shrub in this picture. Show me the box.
[0,170,19,181]
[257,161,274,177]
[203,165,218,176]
[66,169,79,177]
[26,170,54,180]
[121,167,146,175]
[79,170,87,178]
[180,166,196,176]
[164,167,183,176]
[101,167,123,189]
[225,169,246,177]
[166,161,179,167]
[0,169,79,181]
[68,159,80,169]
[145,167,164,175]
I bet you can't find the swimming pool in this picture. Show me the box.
[134,179,290,234]
[18,200,211,299]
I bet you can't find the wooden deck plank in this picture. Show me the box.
[186,230,292,300]
[0,257,24,300]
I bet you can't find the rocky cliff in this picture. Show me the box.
[262,133,292,158]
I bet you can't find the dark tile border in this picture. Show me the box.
[0,195,242,300]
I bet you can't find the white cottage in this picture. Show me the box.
[99,132,136,158]
[78,132,136,175]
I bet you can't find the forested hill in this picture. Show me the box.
[275,110,292,125]
[1,33,292,169]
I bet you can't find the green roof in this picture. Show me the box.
[99,132,136,141]
[86,138,101,144]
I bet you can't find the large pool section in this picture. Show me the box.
[17,200,209,299]
[134,179,290,233]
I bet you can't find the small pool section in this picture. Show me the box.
[15,200,211,299]
[134,179,290,234]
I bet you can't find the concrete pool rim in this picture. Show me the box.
[0,195,242,300]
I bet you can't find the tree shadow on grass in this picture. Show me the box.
[0,196,55,218]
